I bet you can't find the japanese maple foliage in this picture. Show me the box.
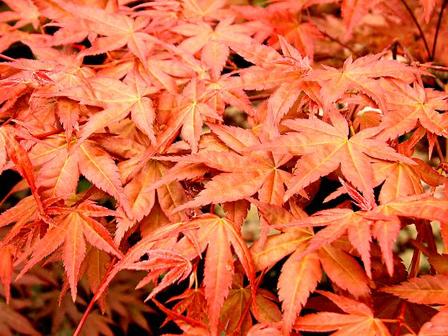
[1,0,448,335]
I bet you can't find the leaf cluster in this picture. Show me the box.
[1,0,448,335]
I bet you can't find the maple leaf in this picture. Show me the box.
[263,111,414,203]
[171,214,256,335]
[382,275,448,305]
[3,0,448,334]
[173,124,293,211]
[295,291,391,335]
[181,0,229,21]
[374,291,438,336]
[157,79,222,153]
[219,277,282,334]
[168,288,208,325]
[80,312,114,336]
[0,196,42,248]
[377,81,448,140]
[284,193,448,277]
[122,158,188,221]
[233,3,322,58]
[278,251,322,334]
[16,201,123,301]
[29,135,131,216]
[113,144,189,242]
[0,0,41,29]
[275,19,322,60]
[307,53,416,110]
[231,38,311,127]
[131,249,193,300]
[193,215,255,335]
[52,1,154,61]
[375,193,448,224]
[203,74,255,116]
[173,17,253,77]
[341,0,380,38]
[0,126,46,217]
[54,75,158,145]
[251,204,369,333]
[82,248,110,312]
[372,158,446,204]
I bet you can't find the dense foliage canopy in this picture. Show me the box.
[0,0,448,335]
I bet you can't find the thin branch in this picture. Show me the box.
[399,0,432,60]
[318,28,358,56]
[431,0,448,60]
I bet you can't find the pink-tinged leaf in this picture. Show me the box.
[382,275,448,305]
[207,123,259,153]
[295,291,390,335]
[16,223,67,281]
[131,97,156,143]
[284,208,360,253]
[204,225,233,335]
[56,98,80,141]
[39,148,80,198]
[63,214,87,301]
[79,142,131,217]
[377,82,448,140]
[3,128,45,215]
[17,208,121,301]
[251,229,310,271]
[382,195,448,224]
[319,245,370,298]
[80,214,123,258]
[278,251,321,334]
[373,161,425,204]
[308,54,416,110]
[284,145,341,201]
[347,220,372,278]
[174,171,265,212]
[0,196,37,229]
[222,200,249,228]
[279,113,412,203]
[341,0,378,38]
[0,245,13,303]
[267,81,302,127]
[0,0,40,29]
[372,217,401,276]
[133,250,193,300]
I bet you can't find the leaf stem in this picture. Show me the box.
[431,0,448,60]
[435,138,445,163]
[399,0,431,60]
[408,245,421,278]
[402,322,418,335]
[317,28,357,56]
[152,298,207,328]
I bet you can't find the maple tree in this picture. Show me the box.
[1,0,448,335]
